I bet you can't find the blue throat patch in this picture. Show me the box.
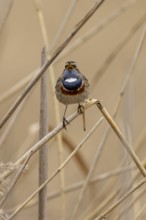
[62,69,82,90]
[62,78,82,90]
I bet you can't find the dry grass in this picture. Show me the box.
[0,0,146,220]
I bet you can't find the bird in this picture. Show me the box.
[55,61,90,129]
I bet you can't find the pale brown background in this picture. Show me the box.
[0,0,146,219]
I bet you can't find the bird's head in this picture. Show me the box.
[65,61,77,70]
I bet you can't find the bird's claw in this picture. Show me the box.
[63,117,70,130]
[78,104,84,114]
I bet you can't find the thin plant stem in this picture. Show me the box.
[33,0,69,218]
[49,0,78,52]
[0,0,105,129]
[17,112,78,164]
[83,189,120,220]
[134,203,146,220]
[121,22,146,93]
[58,0,139,63]
[0,71,36,104]
[91,13,146,90]
[94,179,146,220]
[7,118,103,220]
[71,124,110,220]
[39,48,48,220]
[93,20,146,175]
[114,181,146,220]
[0,0,14,33]
[0,99,26,148]
[33,0,49,51]
[135,127,146,154]
[96,101,146,177]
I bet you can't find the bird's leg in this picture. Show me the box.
[63,105,70,129]
[78,103,86,131]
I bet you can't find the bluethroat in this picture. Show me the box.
[55,61,90,129]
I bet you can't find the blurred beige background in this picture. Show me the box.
[0,0,146,219]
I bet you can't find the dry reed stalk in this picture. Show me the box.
[38,47,48,220]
